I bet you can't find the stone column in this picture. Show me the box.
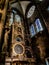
[0,0,9,43]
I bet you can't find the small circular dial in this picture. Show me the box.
[14,44,23,54]
[16,36,22,42]
[16,37,21,42]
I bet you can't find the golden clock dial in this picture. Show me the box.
[14,44,23,54]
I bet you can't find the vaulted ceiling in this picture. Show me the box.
[9,0,49,18]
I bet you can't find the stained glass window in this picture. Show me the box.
[9,11,21,26]
[27,5,35,18]
[35,18,43,32]
[30,18,43,37]
[15,14,21,22]
[30,24,36,37]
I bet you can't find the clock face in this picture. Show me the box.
[14,44,23,54]
[27,5,35,18]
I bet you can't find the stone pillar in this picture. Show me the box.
[0,23,3,39]
[0,0,9,42]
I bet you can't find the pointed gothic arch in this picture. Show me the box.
[25,3,47,38]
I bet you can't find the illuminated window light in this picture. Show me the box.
[47,6,49,11]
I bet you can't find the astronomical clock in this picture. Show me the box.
[0,0,48,65]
